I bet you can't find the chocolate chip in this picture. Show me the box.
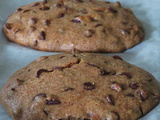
[31,18,37,24]
[111,83,122,92]
[39,31,46,40]
[4,23,12,30]
[105,95,114,105]
[44,19,51,26]
[120,72,132,79]
[73,0,83,3]
[71,17,82,23]
[11,88,16,91]
[22,10,30,13]
[37,69,49,78]
[40,6,50,10]
[43,0,48,4]
[17,8,23,11]
[107,7,117,13]
[30,26,36,32]
[112,55,123,60]
[34,40,38,47]
[79,9,88,14]
[17,79,25,83]
[36,93,47,98]
[31,2,40,7]
[126,93,135,97]
[137,90,148,101]
[63,87,75,92]
[83,82,95,90]
[46,98,61,105]
[85,29,94,37]
[147,79,152,82]
[94,24,102,27]
[95,8,105,12]
[57,13,65,18]
[55,3,62,7]
[59,56,65,59]
[98,69,110,76]
[43,109,49,115]
[129,83,138,89]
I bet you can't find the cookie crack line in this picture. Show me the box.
[36,58,81,78]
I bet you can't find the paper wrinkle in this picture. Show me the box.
[0,0,160,120]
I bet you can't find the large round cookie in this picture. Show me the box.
[3,0,144,52]
[0,53,159,120]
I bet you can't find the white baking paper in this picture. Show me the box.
[0,0,160,119]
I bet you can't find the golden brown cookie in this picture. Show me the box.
[0,53,159,120]
[3,0,144,52]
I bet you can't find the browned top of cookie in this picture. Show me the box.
[0,53,159,120]
[3,0,144,52]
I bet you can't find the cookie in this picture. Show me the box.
[0,53,159,120]
[3,0,144,52]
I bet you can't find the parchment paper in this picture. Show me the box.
[0,0,160,119]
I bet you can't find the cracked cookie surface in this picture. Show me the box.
[3,0,144,52]
[0,53,160,120]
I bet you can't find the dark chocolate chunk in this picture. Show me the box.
[17,8,23,11]
[4,23,12,30]
[98,69,110,76]
[107,7,117,13]
[43,0,48,4]
[39,31,46,40]
[36,93,47,98]
[31,3,40,7]
[129,83,138,89]
[71,18,82,23]
[63,87,75,92]
[31,18,38,24]
[73,0,83,3]
[11,88,16,91]
[83,82,95,90]
[112,55,123,60]
[46,98,61,105]
[57,13,65,18]
[94,24,103,27]
[43,109,49,115]
[85,29,94,37]
[55,3,62,7]
[59,56,65,59]
[30,26,36,32]
[137,90,148,101]
[40,6,50,10]
[105,95,114,105]
[44,20,51,26]
[22,10,30,13]
[37,69,49,78]
[120,72,132,79]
